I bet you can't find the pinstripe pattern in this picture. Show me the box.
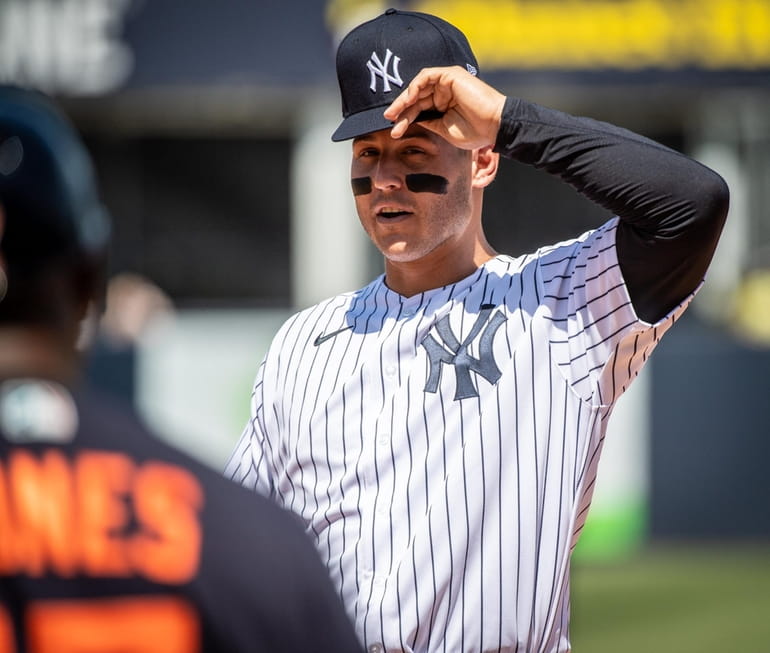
[226,218,696,653]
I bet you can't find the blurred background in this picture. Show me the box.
[3,0,768,649]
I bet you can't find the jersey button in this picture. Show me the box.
[385,364,396,376]
[369,644,383,653]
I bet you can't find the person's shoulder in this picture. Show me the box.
[71,384,220,473]
[72,384,303,522]
[72,384,158,447]
[269,277,383,344]
[531,218,619,264]
[290,279,380,319]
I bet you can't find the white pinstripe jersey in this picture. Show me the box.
[226,218,696,653]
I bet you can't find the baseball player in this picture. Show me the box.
[226,9,729,653]
[0,85,363,653]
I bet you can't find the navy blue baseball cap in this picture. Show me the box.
[331,8,479,142]
[0,85,109,269]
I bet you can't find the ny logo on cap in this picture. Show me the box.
[367,49,403,93]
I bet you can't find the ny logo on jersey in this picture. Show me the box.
[421,305,506,400]
[367,49,403,93]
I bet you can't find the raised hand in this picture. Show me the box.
[383,66,507,150]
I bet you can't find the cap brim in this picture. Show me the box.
[331,107,446,142]
[331,106,393,142]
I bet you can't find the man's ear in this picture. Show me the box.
[471,145,499,189]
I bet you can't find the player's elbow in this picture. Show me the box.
[696,168,730,233]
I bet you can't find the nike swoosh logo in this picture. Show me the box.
[313,325,353,346]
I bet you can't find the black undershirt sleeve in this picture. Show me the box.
[493,96,730,323]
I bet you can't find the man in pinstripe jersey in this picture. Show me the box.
[227,9,729,652]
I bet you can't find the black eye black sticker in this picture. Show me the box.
[351,173,449,195]
[351,177,372,196]
[405,174,448,194]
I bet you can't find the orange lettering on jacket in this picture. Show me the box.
[0,450,77,577]
[131,462,203,584]
[0,450,203,582]
[0,603,15,653]
[76,451,135,577]
[27,596,200,653]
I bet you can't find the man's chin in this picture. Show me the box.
[378,237,446,264]
[381,247,424,264]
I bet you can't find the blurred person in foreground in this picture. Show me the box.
[0,85,362,653]
[226,9,729,653]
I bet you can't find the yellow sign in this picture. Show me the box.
[411,0,770,70]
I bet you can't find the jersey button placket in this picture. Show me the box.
[373,432,390,516]
[370,392,394,607]
[370,425,393,544]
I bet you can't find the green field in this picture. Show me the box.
[570,543,770,653]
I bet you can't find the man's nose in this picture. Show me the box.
[372,155,403,191]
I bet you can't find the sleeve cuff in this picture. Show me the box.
[493,96,522,155]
